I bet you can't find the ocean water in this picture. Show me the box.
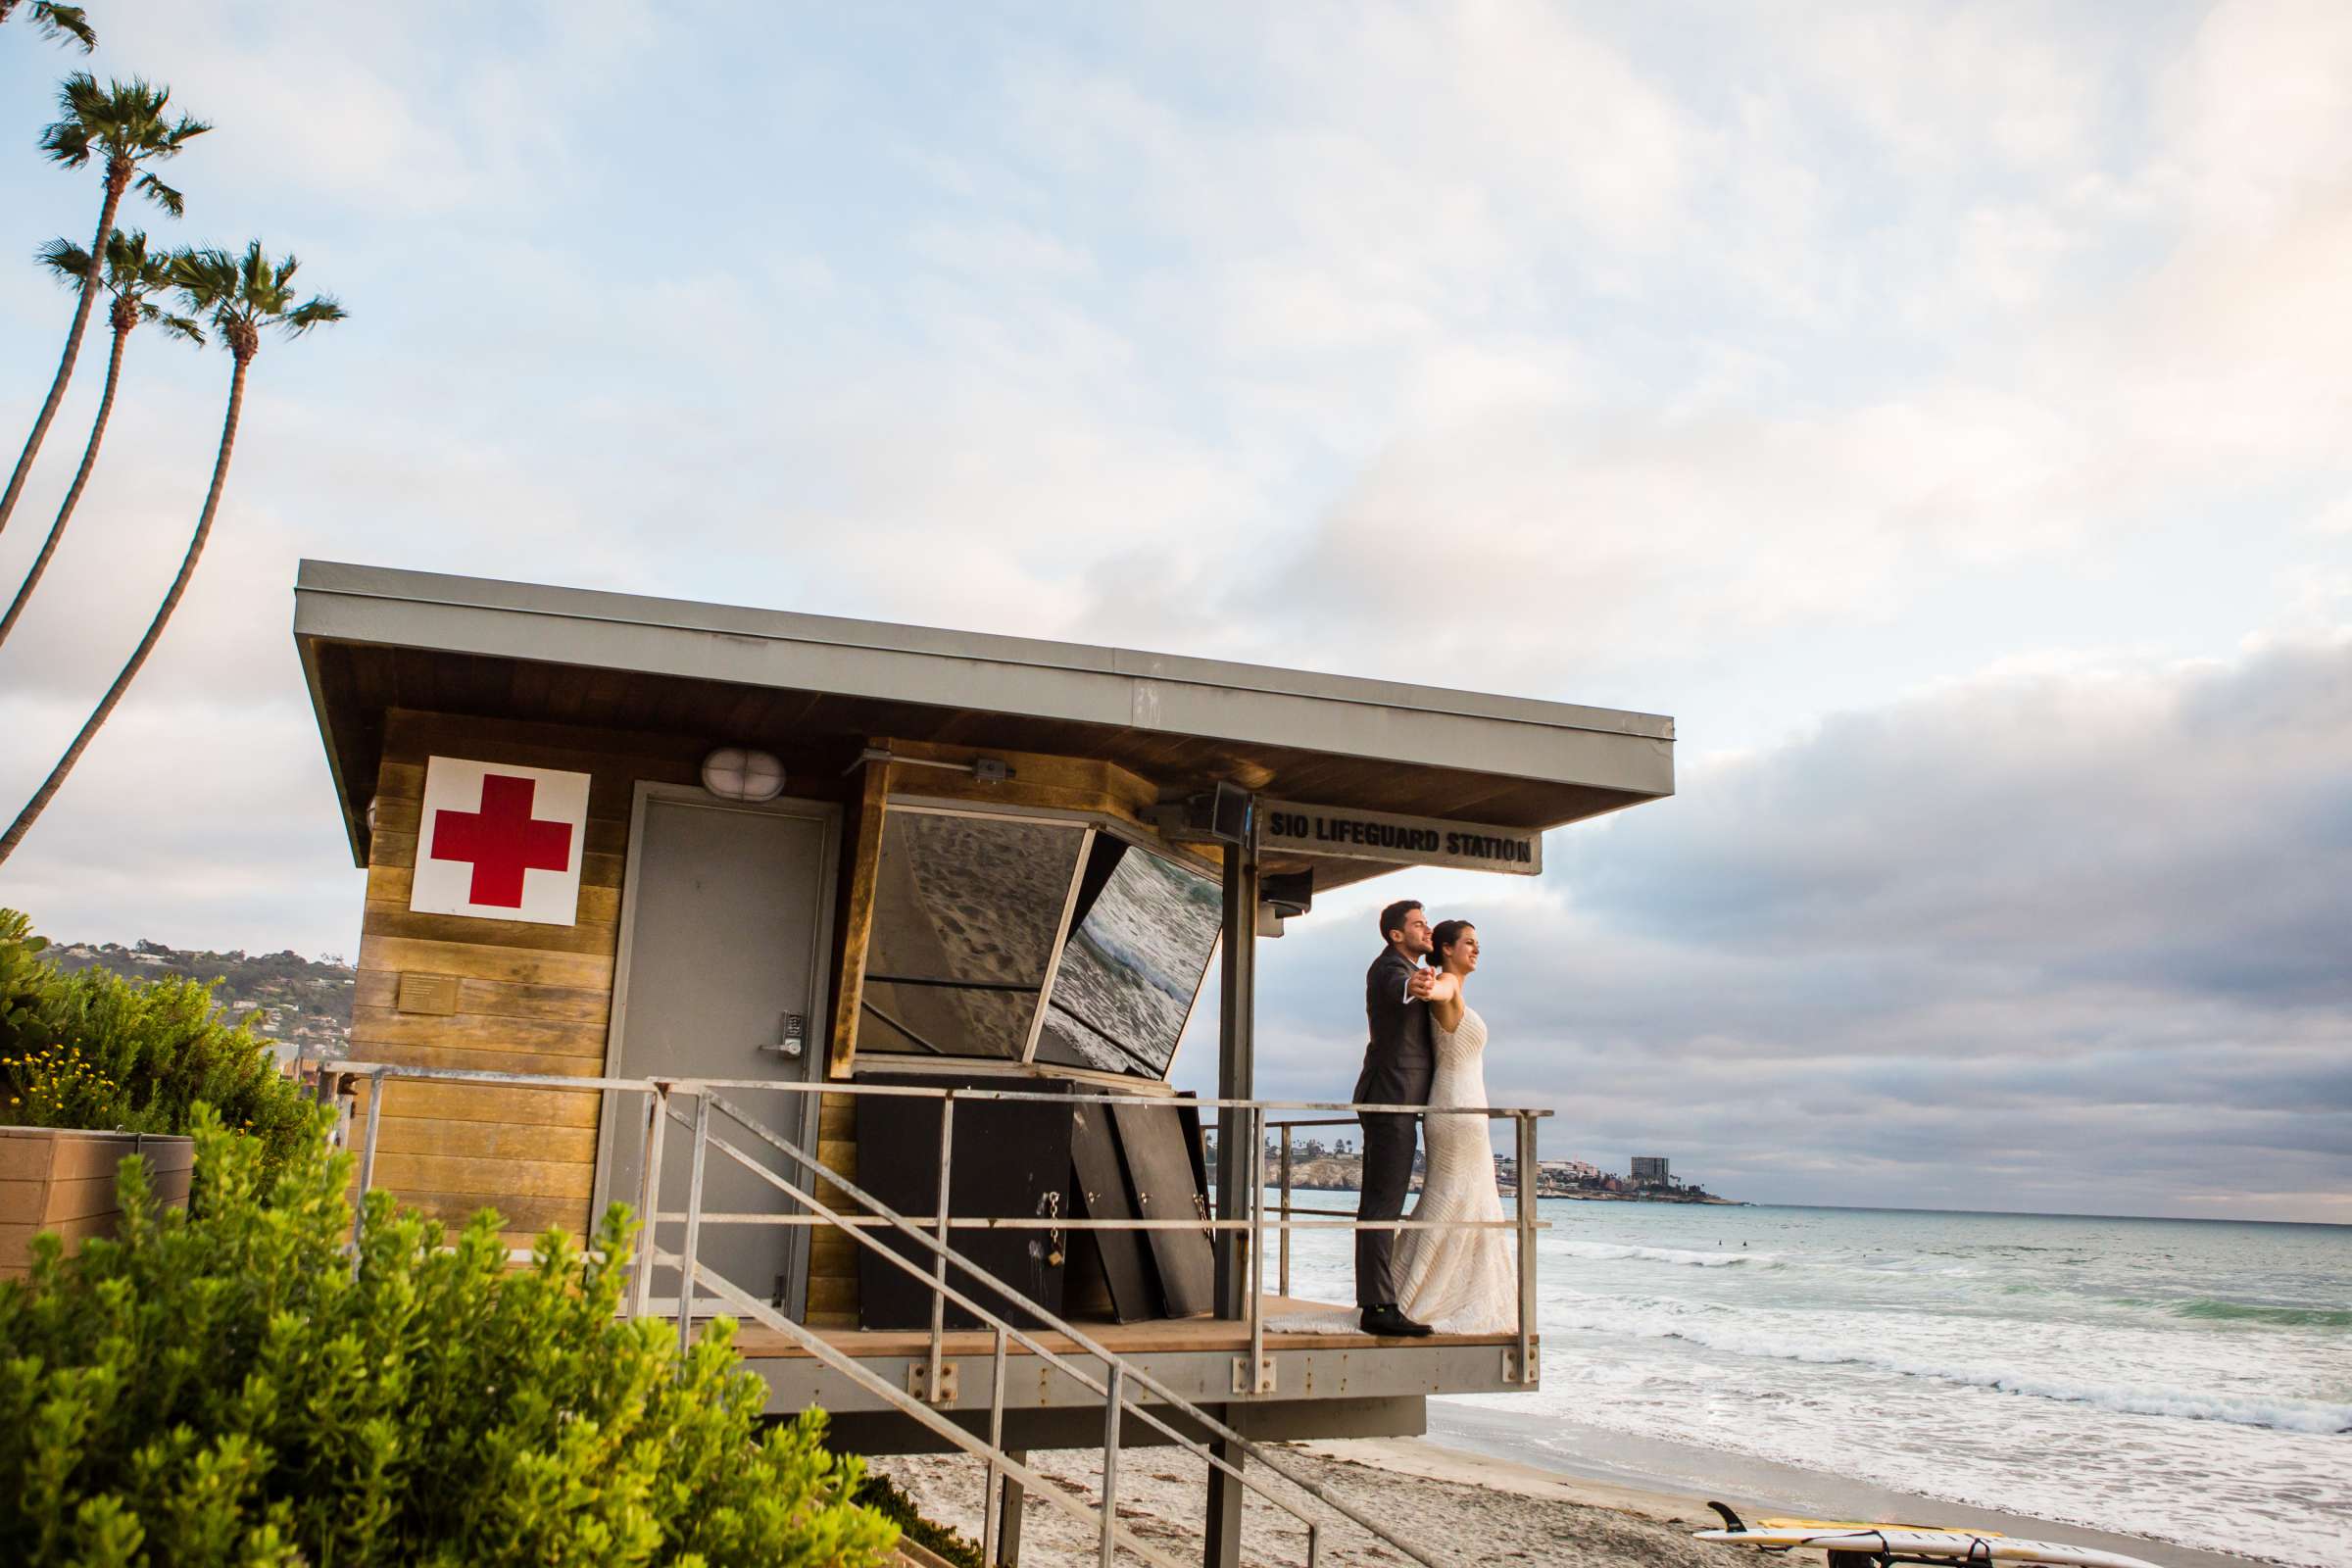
[1273,1199,2351,1567]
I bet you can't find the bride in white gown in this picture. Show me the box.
[1393,920,1519,1333]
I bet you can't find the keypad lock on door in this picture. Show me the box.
[760,1011,806,1058]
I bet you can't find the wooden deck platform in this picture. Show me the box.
[721,1296,1540,1450]
[728,1296,1515,1360]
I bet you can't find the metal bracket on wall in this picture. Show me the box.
[1502,1346,1540,1385]
[906,1361,959,1404]
[1231,1354,1276,1396]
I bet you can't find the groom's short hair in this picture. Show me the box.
[1379,899,1422,943]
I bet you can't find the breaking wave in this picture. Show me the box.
[2171,1298,2352,1329]
[1553,1240,1781,1268]
[1548,1306,2352,1434]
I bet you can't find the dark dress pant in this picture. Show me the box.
[1354,1110,1421,1306]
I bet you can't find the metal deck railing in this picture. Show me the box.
[320,1062,1551,1568]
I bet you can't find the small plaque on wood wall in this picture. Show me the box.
[396,972,460,1015]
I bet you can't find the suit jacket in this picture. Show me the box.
[1354,945,1435,1109]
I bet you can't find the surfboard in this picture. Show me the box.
[1695,1520,2164,1568]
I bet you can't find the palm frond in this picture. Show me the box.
[172,245,241,333]
[155,314,204,346]
[39,76,206,189]
[30,3,96,51]
[162,114,211,154]
[35,235,92,286]
[281,295,347,335]
[36,74,101,168]
[173,240,345,352]
[98,232,180,307]
[134,172,184,219]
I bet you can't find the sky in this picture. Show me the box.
[0,1,2346,1222]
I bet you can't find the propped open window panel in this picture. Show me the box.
[854,801,1224,1083]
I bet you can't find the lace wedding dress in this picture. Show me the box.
[1394,1004,1519,1332]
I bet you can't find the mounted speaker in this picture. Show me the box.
[1208,781,1253,845]
[1261,870,1312,918]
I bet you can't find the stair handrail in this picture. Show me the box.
[673,1086,1437,1566]
[325,1059,1548,1566]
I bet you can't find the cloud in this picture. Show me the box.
[1212,629,2352,1222]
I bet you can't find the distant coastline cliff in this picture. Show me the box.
[46,938,354,1061]
[1275,1152,1741,1204]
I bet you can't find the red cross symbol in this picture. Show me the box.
[428,772,575,908]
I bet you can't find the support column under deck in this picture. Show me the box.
[1204,827,1258,1568]
[994,1448,1025,1565]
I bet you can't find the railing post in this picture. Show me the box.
[630,1083,669,1321]
[1205,827,1258,1568]
[1099,1363,1124,1568]
[928,1092,956,1401]
[349,1068,385,1279]
[1514,1110,1538,1383]
[675,1093,712,1362]
[1247,1104,1265,1382]
[982,1326,1007,1564]
[1276,1120,1293,1300]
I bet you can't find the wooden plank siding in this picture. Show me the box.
[351,709,709,1244]
[807,1091,862,1327]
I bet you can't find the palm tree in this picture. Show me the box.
[0,243,342,868]
[0,1,96,52]
[0,74,206,542]
[0,230,203,650]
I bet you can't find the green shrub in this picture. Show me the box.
[853,1474,983,1568]
[0,910,318,1181]
[0,1104,901,1567]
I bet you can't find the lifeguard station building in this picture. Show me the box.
[292,560,1674,1567]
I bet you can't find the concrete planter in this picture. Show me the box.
[0,1127,194,1281]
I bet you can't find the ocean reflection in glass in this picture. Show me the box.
[1034,838,1223,1078]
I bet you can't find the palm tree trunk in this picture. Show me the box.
[0,352,246,868]
[0,318,127,650]
[0,171,122,539]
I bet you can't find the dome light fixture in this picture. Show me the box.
[701,746,785,803]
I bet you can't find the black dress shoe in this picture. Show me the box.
[1359,1303,1434,1338]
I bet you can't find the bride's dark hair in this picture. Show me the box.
[1428,919,1475,966]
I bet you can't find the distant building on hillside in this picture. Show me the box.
[1631,1155,1670,1187]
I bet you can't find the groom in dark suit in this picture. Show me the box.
[1354,898,1437,1337]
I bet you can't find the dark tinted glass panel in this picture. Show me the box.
[860,982,1036,1060]
[1036,841,1221,1078]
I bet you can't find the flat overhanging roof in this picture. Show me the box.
[293,560,1674,881]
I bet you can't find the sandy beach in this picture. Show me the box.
[870,1436,1741,1567]
[871,1426,2263,1568]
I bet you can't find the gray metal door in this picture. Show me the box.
[604,788,836,1314]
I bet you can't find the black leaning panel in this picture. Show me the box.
[1110,1099,1216,1319]
[1068,1098,1156,1323]
[855,1076,1073,1331]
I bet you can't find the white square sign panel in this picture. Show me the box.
[408,756,591,927]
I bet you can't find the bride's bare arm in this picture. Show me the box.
[1428,970,1464,1030]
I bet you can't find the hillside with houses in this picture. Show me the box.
[45,938,355,1065]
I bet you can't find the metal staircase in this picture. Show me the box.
[327,1060,1550,1567]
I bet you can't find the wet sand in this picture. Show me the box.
[1430,1403,2264,1568]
